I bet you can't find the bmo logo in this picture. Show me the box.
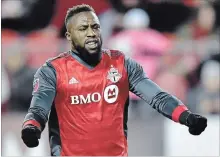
[104,85,119,103]
[70,85,119,105]
[71,92,101,104]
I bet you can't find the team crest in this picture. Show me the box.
[107,65,122,83]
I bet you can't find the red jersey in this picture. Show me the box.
[23,49,188,156]
[50,50,129,155]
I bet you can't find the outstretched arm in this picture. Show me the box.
[21,62,56,147]
[125,56,207,135]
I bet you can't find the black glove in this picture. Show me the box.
[21,124,41,147]
[179,111,207,135]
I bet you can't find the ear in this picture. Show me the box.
[65,32,71,41]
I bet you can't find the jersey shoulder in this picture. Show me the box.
[102,49,125,59]
[46,51,71,64]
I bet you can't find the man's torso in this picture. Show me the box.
[49,50,129,156]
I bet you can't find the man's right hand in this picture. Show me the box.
[21,124,41,148]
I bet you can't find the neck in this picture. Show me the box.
[71,47,102,67]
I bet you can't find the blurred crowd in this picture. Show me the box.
[1,0,220,115]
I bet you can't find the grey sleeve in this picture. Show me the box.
[125,56,186,120]
[23,62,56,130]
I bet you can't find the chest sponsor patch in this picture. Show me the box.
[104,84,119,103]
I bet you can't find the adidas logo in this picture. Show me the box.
[69,77,79,84]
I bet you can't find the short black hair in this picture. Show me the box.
[65,4,95,28]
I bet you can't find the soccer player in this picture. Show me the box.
[21,4,207,156]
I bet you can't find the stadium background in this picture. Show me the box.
[1,0,219,156]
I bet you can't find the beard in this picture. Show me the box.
[72,39,102,65]
[72,38,102,56]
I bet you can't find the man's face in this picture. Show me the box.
[66,11,102,54]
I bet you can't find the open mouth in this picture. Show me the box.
[86,40,98,49]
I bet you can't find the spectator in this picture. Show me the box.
[199,60,220,114]
[186,53,220,112]
[176,4,216,39]
[99,0,147,43]
[4,42,36,112]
